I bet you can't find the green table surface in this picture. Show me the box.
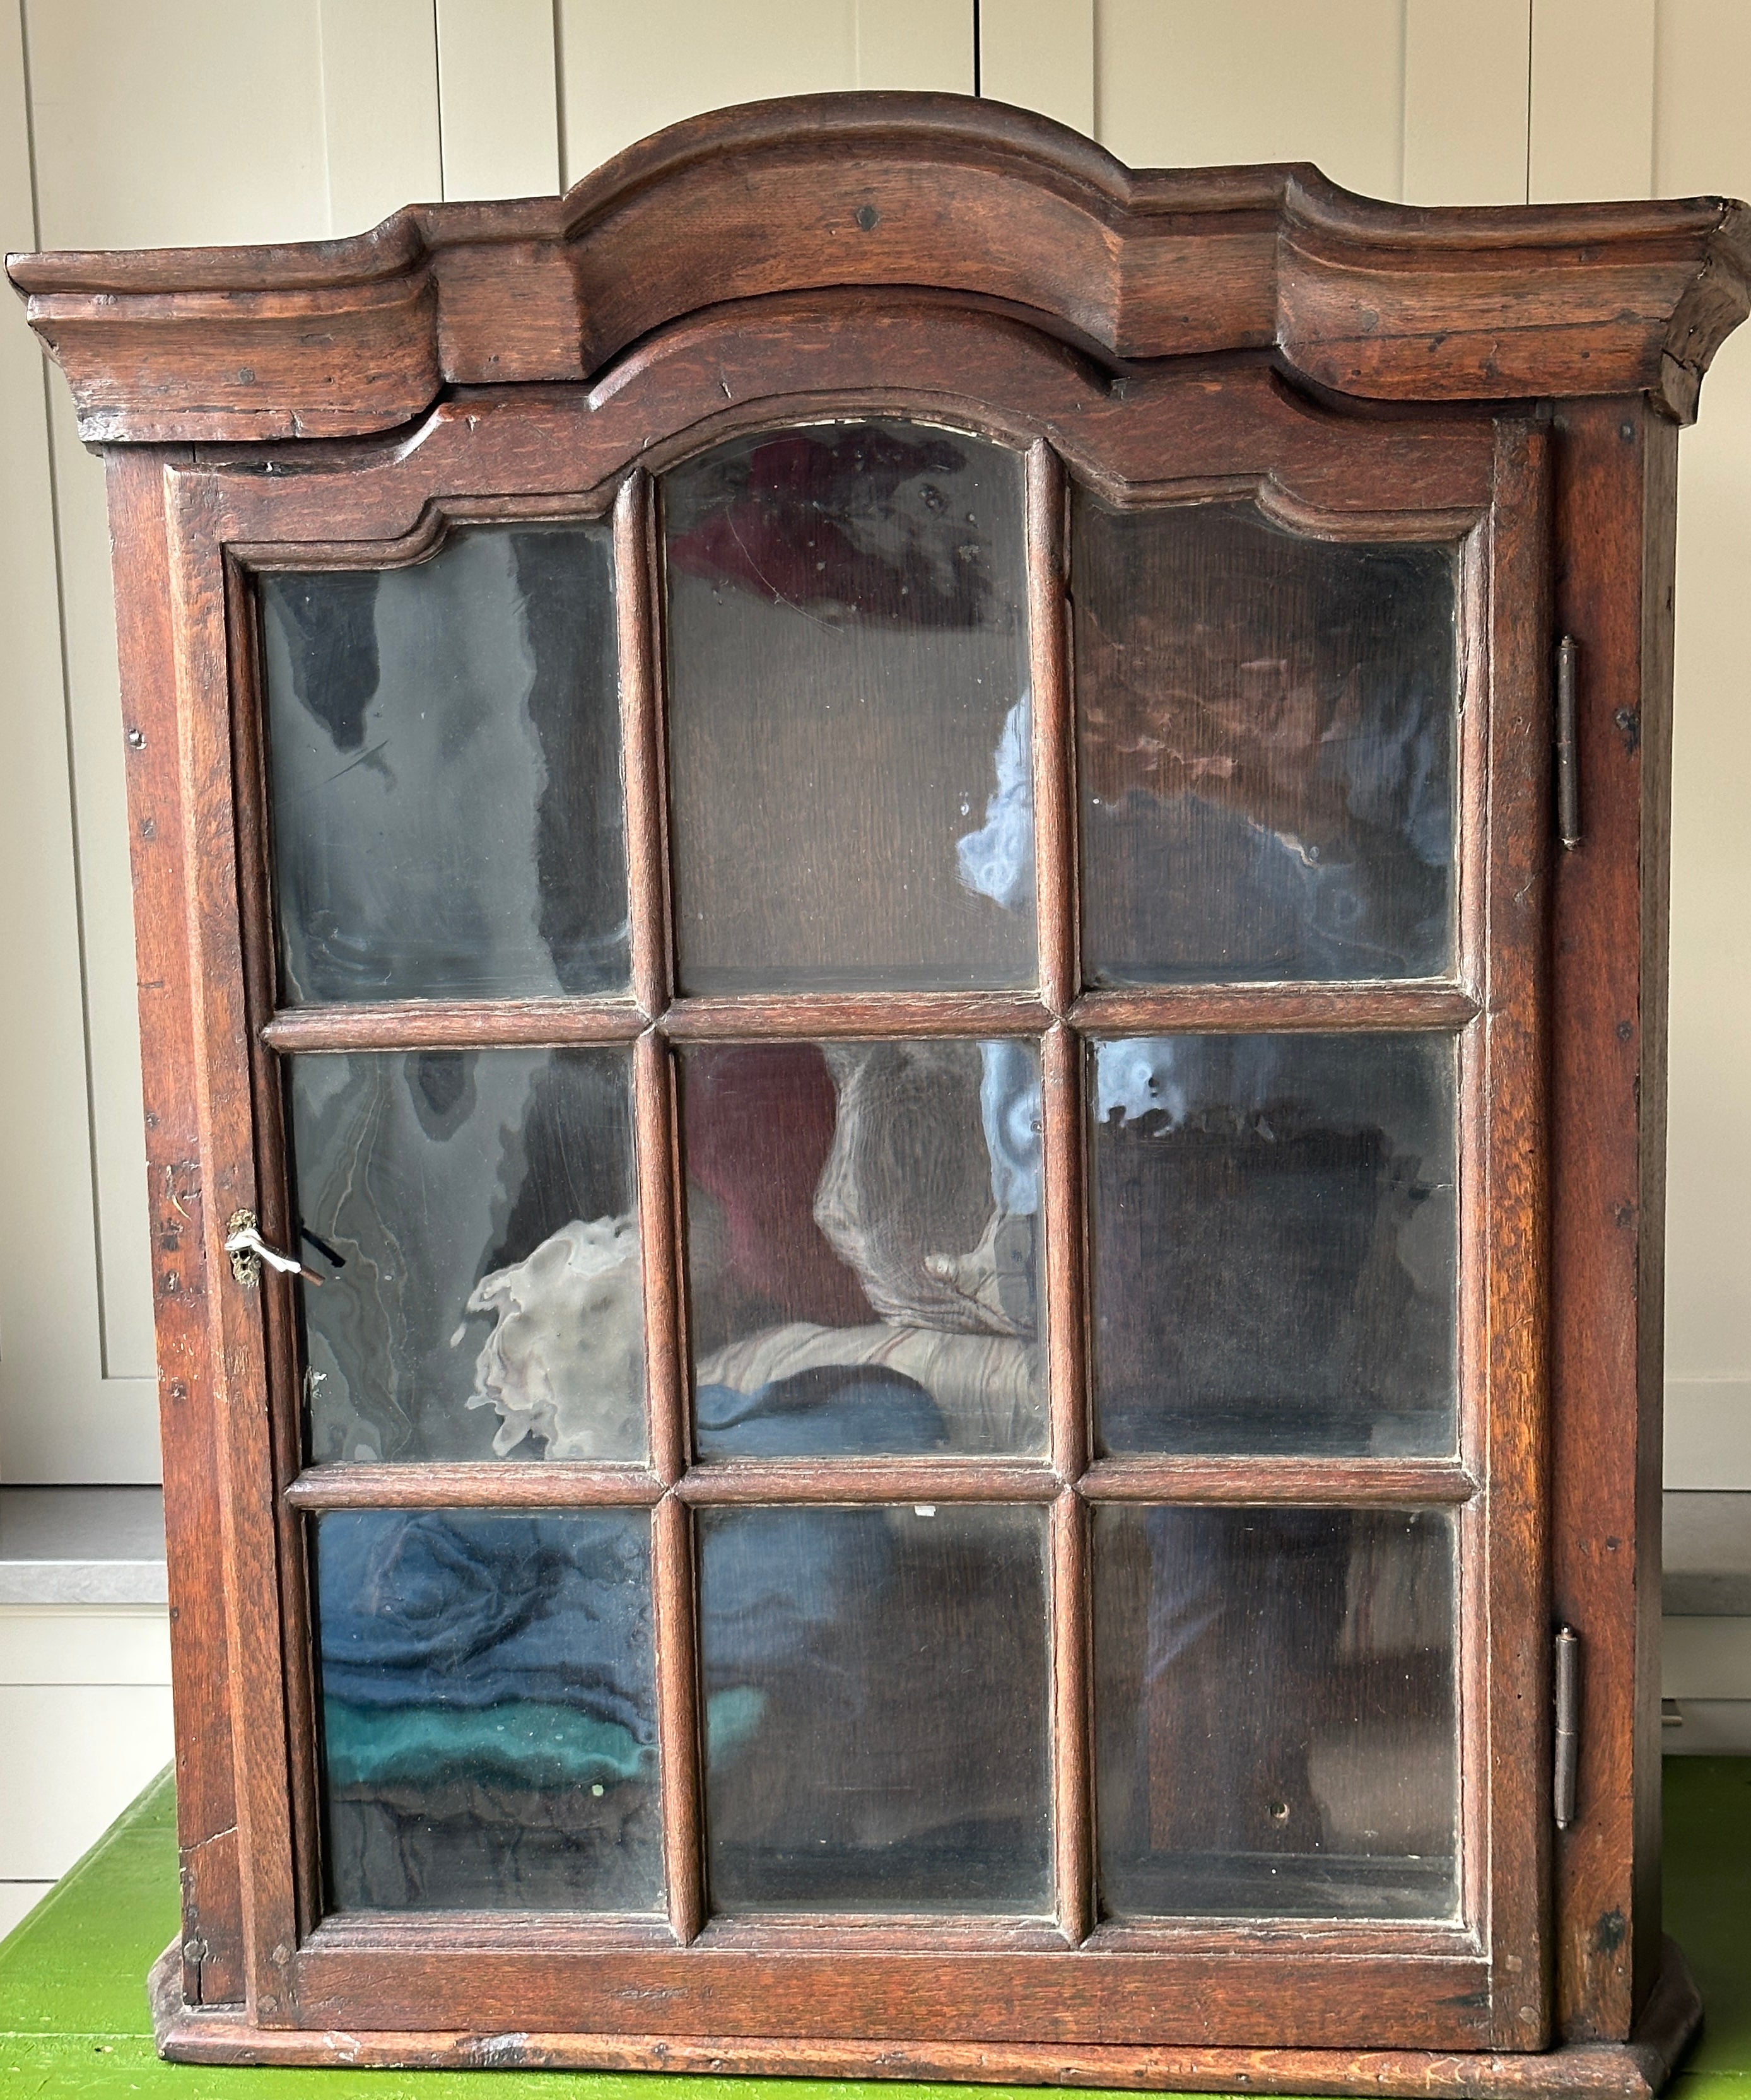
[2,1761,1746,2097]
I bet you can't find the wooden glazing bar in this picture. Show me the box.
[614,469,674,1021]
[1070,984,1480,1037]
[284,1464,665,1511]
[1078,1455,1479,1506]
[1041,1023,1088,1481]
[676,1460,1058,1505]
[1026,441,1077,1016]
[661,992,1050,1043]
[261,998,645,1052]
[635,1030,689,1487]
[1050,1487,1092,1944]
[652,1492,704,1945]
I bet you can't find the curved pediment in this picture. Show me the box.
[9,90,1749,442]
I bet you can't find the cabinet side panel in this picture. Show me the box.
[1634,414,1678,2025]
[1547,397,1672,2042]
[105,445,243,2008]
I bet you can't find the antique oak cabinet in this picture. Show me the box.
[10,94,1749,2095]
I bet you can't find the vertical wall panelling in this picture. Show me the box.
[978,0,1095,139]
[436,0,559,202]
[0,0,140,1480]
[557,1,857,189]
[1654,0,1751,1491]
[9,0,334,1478]
[1402,0,1530,205]
[1528,0,1656,202]
[1091,0,1407,201]
[854,0,974,94]
[318,0,442,234]
[0,1605,173,1882]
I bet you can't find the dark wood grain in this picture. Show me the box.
[260,997,645,1051]
[223,556,324,1946]
[1050,1489,1092,1945]
[674,1461,1059,1505]
[1070,985,1480,1035]
[283,1465,664,1510]
[1041,1024,1089,1482]
[151,473,305,2024]
[151,1935,1702,2091]
[1475,421,1556,2051]
[660,992,1051,1041]
[12,95,1749,442]
[636,1031,688,1487]
[105,450,246,2010]
[1077,1457,1478,1505]
[1547,400,1682,2044]
[276,1942,1494,2052]
[614,469,673,1021]
[653,1493,703,1946]
[1027,442,1077,1015]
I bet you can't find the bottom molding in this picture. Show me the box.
[151,1935,1702,2097]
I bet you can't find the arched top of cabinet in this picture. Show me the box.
[9,90,1751,444]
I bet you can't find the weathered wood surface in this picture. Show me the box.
[10,93,1751,442]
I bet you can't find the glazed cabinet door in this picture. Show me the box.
[136,299,1553,2056]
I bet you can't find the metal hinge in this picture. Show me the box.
[1554,1624,1582,1829]
[1555,635,1581,850]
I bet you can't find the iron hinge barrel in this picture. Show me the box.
[1555,635,1581,850]
[1554,1624,1582,1828]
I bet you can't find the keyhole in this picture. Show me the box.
[1268,1800,1291,1823]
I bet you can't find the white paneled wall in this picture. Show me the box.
[1,0,1745,1503]
[0,1605,173,1932]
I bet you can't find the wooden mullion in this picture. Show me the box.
[1072,984,1479,1037]
[1040,1019,1092,1940]
[676,1460,1057,1505]
[1042,1024,1088,1482]
[1027,440,1076,1016]
[616,467,703,1948]
[660,991,1049,1042]
[1050,1487,1092,1944]
[261,998,645,1052]
[1079,1455,1479,1506]
[1032,431,1090,1959]
[284,1464,665,1510]
[653,1491,705,1944]
[615,467,673,1022]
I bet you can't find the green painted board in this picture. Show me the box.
[3,1761,1747,2096]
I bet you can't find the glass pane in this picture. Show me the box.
[315,1509,660,1911]
[1075,497,1456,985]
[291,1047,643,1464]
[682,1040,1045,1457]
[1090,1034,1455,1458]
[1093,1505,1456,1920]
[262,524,628,1004]
[698,1504,1051,1911]
[665,421,1034,993]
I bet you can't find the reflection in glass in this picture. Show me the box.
[1089,1035,1455,1457]
[1093,1505,1456,1920]
[262,525,628,1004]
[290,1048,643,1464]
[664,421,1034,993]
[698,1504,1050,1911]
[315,1509,660,1911]
[682,1040,1045,1457]
[1075,498,1456,984]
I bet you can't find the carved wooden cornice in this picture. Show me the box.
[10,91,1750,443]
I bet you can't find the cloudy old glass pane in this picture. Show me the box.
[664,421,1035,994]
